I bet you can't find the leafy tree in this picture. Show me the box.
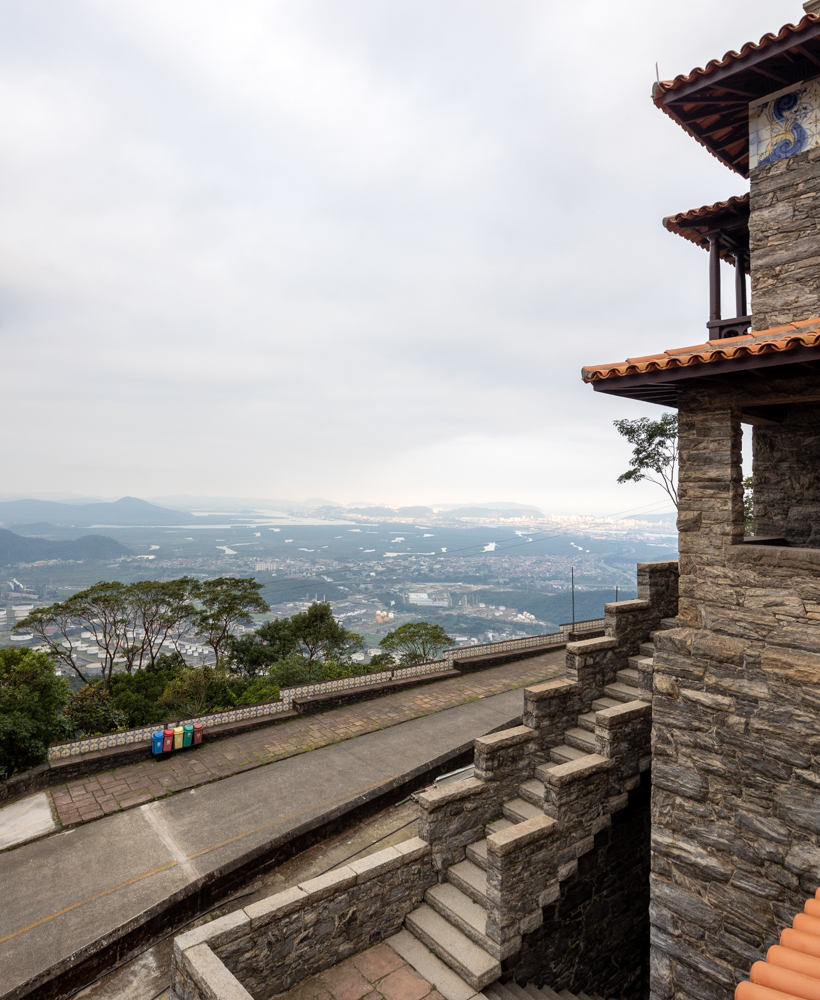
[109,652,185,727]
[63,682,127,738]
[743,476,754,536]
[234,677,280,707]
[16,582,132,691]
[193,577,269,669]
[379,622,454,666]
[367,652,395,670]
[158,665,234,716]
[613,413,679,507]
[289,602,364,665]
[124,578,199,671]
[0,647,71,778]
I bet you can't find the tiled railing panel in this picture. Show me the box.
[46,624,604,760]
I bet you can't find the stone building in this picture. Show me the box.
[583,6,820,1000]
[169,8,820,1000]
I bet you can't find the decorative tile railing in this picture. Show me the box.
[46,623,605,760]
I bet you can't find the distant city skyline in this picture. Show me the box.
[0,0,781,509]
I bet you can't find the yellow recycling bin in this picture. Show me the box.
[173,726,184,750]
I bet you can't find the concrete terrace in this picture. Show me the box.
[51,656,562,828]
[0,652,563,1000]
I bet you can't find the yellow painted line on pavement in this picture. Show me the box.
[0,861,178,944]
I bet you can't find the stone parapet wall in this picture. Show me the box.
[172,838,434,1000]
[750,145,820,331]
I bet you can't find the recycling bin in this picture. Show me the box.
[173,725,184,750]
[193,723,203,745]
[162,728,175,753]
[151,731,164,755]
[183,724,194,748]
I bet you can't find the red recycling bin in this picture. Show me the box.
[162,728,175,753]
[193,723,203,745]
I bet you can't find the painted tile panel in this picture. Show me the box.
[750,77,820,170]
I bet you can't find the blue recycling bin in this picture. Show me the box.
[151,731,165,755]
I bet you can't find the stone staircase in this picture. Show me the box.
[401,674,650,991]
[486,982,611,1000]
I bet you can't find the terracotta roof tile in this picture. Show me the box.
[655,15,820,99]
[652,14,820,177]
[736,886,820,1000]
[582,318,820,384]
[663,194,749,266]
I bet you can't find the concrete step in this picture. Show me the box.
[447,858,489,907]
[559,991,577,1000]
[405,903,500,991]
[550,743,589,765]
[577,992,595,1000]
[486,817,514,836]
[485,985,518,1000]
[466,837,488,870]
[388,928,484,1000]
[503,796,543,824]
[534,987,564,1000]
[425,882,493,952]
[563,727,597,753]
[591,696,620,711]
[639,642,655,657]
[616,667,640,685]
[577,711,598,733]
[603,682,642,703]
[518,779,545,807]
[504,983,533,1000]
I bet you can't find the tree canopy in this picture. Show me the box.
[613,413,678,508]
[0,647,70,778]
[378,622,454,666]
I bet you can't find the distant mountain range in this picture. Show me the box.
[0,529,131,566]
[315,504,544,521]
[0,496,191,527]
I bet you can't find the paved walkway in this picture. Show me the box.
[52,655,563,827]
[0,656,562,1000]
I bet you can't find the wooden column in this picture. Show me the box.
[735,248,747,317]
[709,234,722,322]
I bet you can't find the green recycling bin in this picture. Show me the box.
[183,724,194,748]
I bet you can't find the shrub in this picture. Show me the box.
[0,647,71,778]
[234,677,280,706]
[64,683,128,738]
[158,666,230,716]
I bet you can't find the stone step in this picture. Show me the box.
[447,858,489,907]
[639,642,655,657]
[404,903,500,991]
[559,991,577,1000]
[503,796,543,824]
[550,743,589,765]
[388,928,482,1000]
[617,667,640,685]
[603,682,642,703]
[564,727,597,753]
[591,696,620,711]
[630,656,652,673]
[518,779,545,807]
[660,617,680,630]
[577,711,598,733]
[577,992,595,1000]
[425,882,493,952]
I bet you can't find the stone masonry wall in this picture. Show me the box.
[507,772,651,1000]
[171,838,434,1000]
[753,402,820,545]
[750,144,820,331]
[651,383,820,1000]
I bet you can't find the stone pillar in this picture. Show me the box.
[676,392,743,628]
[750,145,820,331]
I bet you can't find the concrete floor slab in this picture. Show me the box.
[0,793,56,851]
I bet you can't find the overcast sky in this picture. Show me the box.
[0,0,799,515]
